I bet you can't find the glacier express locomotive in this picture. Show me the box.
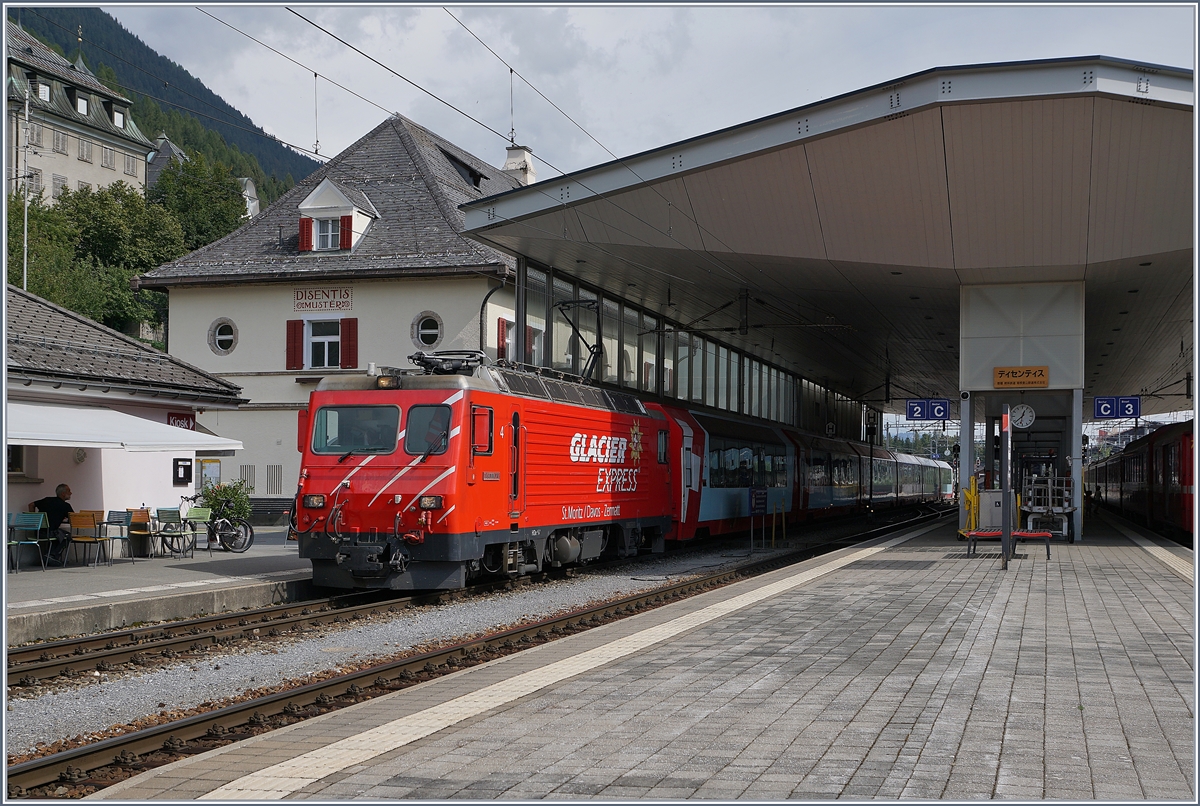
[292,351,951,590]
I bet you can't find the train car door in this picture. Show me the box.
[675,417,697,522]
[508,407,525,516]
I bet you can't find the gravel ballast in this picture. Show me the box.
[6,547,773,756]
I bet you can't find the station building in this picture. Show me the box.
[136,115,864,512]
[458,55,1194,540]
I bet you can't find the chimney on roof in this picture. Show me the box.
[501,145,537,186]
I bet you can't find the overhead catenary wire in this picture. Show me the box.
[27,8,888,387]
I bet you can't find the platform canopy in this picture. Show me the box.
[463,57,1193,417]
[6,401,244,452]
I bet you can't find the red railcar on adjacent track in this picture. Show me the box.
[1086,419,1194,542]
[293,352,951,590]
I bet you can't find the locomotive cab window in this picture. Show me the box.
[471,406,493,455]
[311,405,399,454]
[405,405,451,457]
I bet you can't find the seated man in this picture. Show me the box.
[29,483,74,564]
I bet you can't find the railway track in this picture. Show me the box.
[7,507,952,797]
[6,535,747,686]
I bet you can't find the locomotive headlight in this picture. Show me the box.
[376,375,400,389]
[418,495,443,510]
[302,494,327,509]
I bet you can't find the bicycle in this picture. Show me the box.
[181,494,255,553]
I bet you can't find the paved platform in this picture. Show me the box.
[4,528,313,644]
[90,513,1194,801]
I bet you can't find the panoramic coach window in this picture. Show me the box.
[405,405,451,457]
[311,406,399,454]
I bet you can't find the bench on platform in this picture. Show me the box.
[965,530,1002,558]
[966,529,1053,559]
[1013,530,1053,559]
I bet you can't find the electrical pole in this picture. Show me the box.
[23,87,30,291]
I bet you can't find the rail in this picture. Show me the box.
[8,507,953,795]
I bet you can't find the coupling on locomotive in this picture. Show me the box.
[291,350,952,590]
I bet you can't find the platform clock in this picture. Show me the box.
[1011,403,1036,429]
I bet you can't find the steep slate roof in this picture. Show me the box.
[6,285,245,405]
[145,132,188,188]
[138,115,520,288]
[6,22,153,149]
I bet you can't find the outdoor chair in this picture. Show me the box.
[8,512,48,572]
[101,511,134,564]
[156,508,192,559]
[68,512,109,567]
[127,509,154,558]
[183,507,215,554]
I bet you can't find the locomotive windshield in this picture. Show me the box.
[404,405,451,457]
[311,405,400,454]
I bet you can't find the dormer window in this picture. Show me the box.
[26,73,49,102]
[296,178,378,253]
[113,109,124,128]
[316,218,340,250]
[441,149,484,189]
[76,95,88,116]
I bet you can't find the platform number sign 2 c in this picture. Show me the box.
[906,399,951,421]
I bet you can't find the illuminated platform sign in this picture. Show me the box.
[906,399,951,421]
[1094,396,1141,419]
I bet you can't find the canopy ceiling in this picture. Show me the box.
[463,57,1193,418]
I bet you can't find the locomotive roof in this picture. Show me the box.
[315,364,649,417]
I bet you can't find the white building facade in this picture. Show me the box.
[136,115,525,509]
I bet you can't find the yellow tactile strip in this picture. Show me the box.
[1104,517,1195,582]
[197,524,943,800]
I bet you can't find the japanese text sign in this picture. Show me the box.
[993,366,1049,388]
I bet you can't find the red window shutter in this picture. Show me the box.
[339,215,353,249]
[496,318,508,359]
[525,325,535,362]
[286,319,304,370]
[340,317,358,368]
[298,217,313,252]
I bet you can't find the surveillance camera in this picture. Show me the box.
[960,391,971,400]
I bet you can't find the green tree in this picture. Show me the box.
[6,192,106,321]
[148,151,246,250]
[49,183,186,330]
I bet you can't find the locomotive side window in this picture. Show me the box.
[405,406,451,456]
[311,405,399,454]
[658,430,669,464]
[472,406,493,455]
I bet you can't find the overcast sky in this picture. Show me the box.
[101,3,1195,179]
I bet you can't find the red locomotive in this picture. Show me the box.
[293,351,952,590]
[1086,419,1194,543]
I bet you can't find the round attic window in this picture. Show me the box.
[208,317,238,355]
[411,311,443,349]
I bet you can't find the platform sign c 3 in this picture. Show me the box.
[993,365,1049,388]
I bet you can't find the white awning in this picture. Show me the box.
[6,401,243,452]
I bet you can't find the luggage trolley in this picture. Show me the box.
[1020,475,1075,541]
